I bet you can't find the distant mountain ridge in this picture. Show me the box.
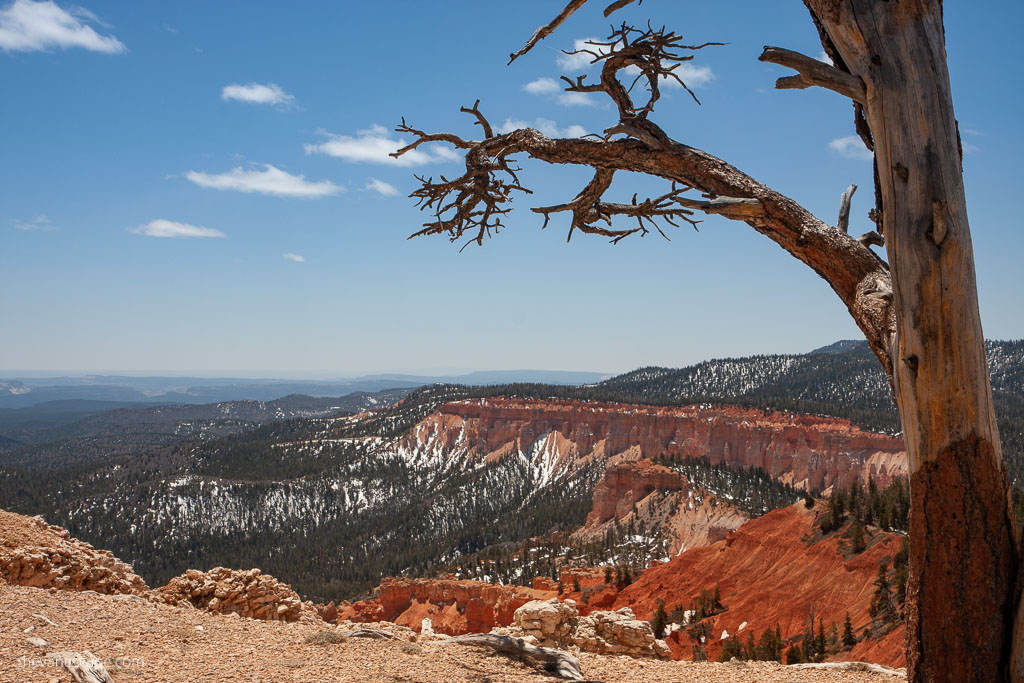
[0,370,608,409]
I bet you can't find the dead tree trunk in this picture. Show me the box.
[804,2,1019,680]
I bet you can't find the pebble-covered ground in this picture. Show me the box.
[0,582,906,683]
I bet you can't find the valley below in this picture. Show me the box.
[1,340,1021,678]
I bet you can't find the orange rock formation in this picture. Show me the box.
[571,459,749,554]
[338,576,554,635]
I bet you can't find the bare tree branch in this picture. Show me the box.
[392,110,894,373]
[759,46,867,103]
[508,0,641,63]
[533,171,701,243]
[837,183,857,234]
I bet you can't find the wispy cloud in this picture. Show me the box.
[523,74,598,107]
[498,118,586,139]
[523,77,561,95]
[365,177,399,196]
[131,219,225,239]
[305,125,459,167]
[221,82,294,108]
[557,91,598,107]
[0,0,125,53]
[817,51,833,65]
[282,252,304,262]
[185,163,342,198]
[12,214,55,231]
[829,135,874,161]
[557,38,607,71]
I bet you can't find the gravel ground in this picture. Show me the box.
[0,583,904,682]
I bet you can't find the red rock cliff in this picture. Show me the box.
[401,398,906,491]
[572,459,749,555]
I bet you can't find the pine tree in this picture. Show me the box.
[816,618,827,658]
[785,643,804,665]
[871,559,896,624]
[850,521,867,554]
[802,625,817,662]
[843,612,857,648]
[651,598,668,639]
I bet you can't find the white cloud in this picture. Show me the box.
[131,219,225,239]
[557,91,598,107]
[365,177,399,196]
[0,0,124,53]
[282,252,305,262]
[557,38,608,71]
[221,82,294,108]
[829,135,874,161]
[498,118,586,139]
[817,51,833,65]
[12,214,55,231]
[672,63,715,88]
[185,163,342,198]
[524,77,561,95]
[305,125,459,167]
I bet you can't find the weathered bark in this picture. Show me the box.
[802,1,1019,681]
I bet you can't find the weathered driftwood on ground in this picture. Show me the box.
[337,627,399,640]
[437,633,583,681]
[789,661,905,677]
[46,650,114,683]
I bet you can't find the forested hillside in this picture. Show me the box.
[0,340,1019,604]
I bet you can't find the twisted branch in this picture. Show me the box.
[534,171,700,243]
[392,4,896,373]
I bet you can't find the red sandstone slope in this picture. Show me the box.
[339,502,905,668]
[570,459,749,555]
[402,398,906,491]
[611,501,905,667]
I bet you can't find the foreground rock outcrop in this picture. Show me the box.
[0,509,148,596]
[500,598,670,658]
[402,398,906,492]
[154,566,319,622]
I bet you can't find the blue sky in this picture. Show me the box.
[1,0,1021,376]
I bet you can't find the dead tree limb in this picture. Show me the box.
[437,634,583,681]
[46,651,114,683]
[758,46,866,103]
[837,184,857,234]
